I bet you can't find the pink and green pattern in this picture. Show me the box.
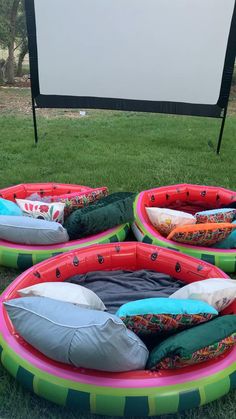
[0,223,130,269]
[155,333,236,370]
[196,210,236,224]
[121,313,216,336]
[52,188,108,218]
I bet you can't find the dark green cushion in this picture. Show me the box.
[64,192,136,240]
[147,315,236,369]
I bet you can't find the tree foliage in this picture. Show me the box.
[0,0,28,82]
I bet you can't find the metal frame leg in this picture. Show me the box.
[31,94,38,144]
[216,107,228,154]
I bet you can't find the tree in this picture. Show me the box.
[0,0,27,83]
[16,2,28,77]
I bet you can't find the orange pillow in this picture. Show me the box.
[167,223,236,246]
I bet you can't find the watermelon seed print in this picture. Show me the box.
[56,268,61,278]
[33,271,41,278]
[151,252,158,261]
[197,265,204,271]
[73,256,79,266]
[115,246,121,253]
[201,191,206,197]
[175,262,181,273]
[97,255,104,264]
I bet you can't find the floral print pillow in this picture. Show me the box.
[167,223,236,246]
[16,199,65,224]
[52,188,108,218]
[195,208,236,224]
[153,333,236,370]
[120,312,216,336]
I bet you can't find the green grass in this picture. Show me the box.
[0,97,236,418]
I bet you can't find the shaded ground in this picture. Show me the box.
[1,79,236,118]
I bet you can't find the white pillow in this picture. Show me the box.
[16,199,65,224]
[146,207,196,236]
[169,278,236,311]
[18,282,106,311]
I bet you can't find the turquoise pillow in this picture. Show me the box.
[116,298,218,336]
[0,198,22,216]
[214,220,236,249]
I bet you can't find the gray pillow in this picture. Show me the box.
[4,297,149,372]
[0,216,69,244]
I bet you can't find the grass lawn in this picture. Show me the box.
[0,87,236,418]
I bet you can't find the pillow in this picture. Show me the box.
[64,192,136,240]
[146,207,196,237]
[116,298,217,336]
[0,198,22,216]
[170,278,236,311]
[214,220,236,249]
[195,208,236,224]
[18,282,106,310]
[0,216,69,245]
[167,223,236,246]
[26,193,52,203]
[16,199,65,224]
[52,187,108,217]
[4,297,148,372]
[146,315,236,370]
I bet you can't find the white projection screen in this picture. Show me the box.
[25,0,236,117]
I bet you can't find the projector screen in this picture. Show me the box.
[25,0,236,117]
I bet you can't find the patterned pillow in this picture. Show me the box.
[147,315,236,371]
[16,199,65,223]
[146,207,196,237]
[52,187,108,218]
[155,334,236,369]
[116,298,218,336]
[167,223,236,246]
[195,208,236,224]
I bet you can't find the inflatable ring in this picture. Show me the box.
[0,183,129,269]
[0,242,235,416]
[133,184,236,273]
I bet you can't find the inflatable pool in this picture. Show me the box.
[133,184,236,272]
[0,242,235,416]
[0,183,129,269]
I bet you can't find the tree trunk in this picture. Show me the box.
[5,0,20,83]
[0,59,5,84]
[16,44,28,77]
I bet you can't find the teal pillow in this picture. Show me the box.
[214,220,236,249]
[0,198,22,216]
[64,192,136,240]
[116,298,218,336]
[147,315,236,370]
